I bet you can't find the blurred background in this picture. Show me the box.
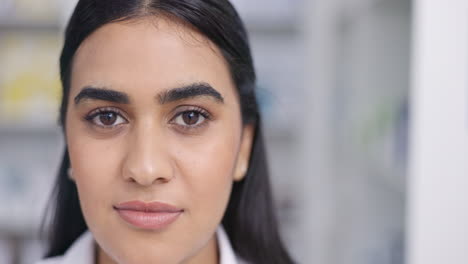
[0,0,466,264]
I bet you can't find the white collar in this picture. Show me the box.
[36,226,242,264]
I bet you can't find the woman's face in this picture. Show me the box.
[65,17,253,264]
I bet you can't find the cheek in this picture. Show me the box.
[173,122,240,216]
[66,122,125,224]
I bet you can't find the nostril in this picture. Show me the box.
[155,177,170,184]
[125,176,137,183]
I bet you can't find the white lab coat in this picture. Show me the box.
[35,227,245,264]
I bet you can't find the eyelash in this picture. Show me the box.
[83,106,212,131]
[84,107,128,129]
[170,106,212,132]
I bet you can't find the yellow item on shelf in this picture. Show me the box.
[0,33,61,125]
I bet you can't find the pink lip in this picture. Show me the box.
[114,201,183,230]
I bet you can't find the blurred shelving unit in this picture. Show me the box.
[0,1,66,264]
[298,0,410,264]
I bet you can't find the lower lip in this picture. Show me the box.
[116,209,182,230]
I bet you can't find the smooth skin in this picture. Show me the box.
[65,17,254,264]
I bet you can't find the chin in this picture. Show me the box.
[113,251,181,264]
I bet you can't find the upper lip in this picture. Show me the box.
[114,200,183,213]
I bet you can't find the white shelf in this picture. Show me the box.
[0,124,61,137]
[245,19,299,36]
[0,18,61,32]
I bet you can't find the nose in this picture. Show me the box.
[122,122,173,186]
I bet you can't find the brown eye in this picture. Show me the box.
[182,111,200,125]
[173,110,206,127]
[99,112,118,126]
[86,110,127,128]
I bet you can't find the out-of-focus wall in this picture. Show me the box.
[408,0,468,263]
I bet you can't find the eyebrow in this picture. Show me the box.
[74,82,224,106]
[74,87,129,105]
[158,82,224,104]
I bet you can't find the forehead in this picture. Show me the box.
[70,17,236,100]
